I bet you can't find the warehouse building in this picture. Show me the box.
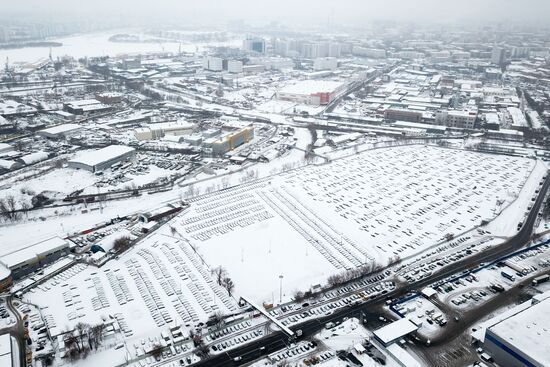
[0,334,14,367]
[479,291,550,367]
[16,151,49,166]
[68,145,135,172]
[0,237,71,280]
[277,80,347,106]
[203,56,223,71]
[384,108,423,123]
[37,123,82,139]
[134,121,195,141]
[0,264,12,292]
[0,143,13,154]
[0,159,22,173]
[64,99,111,115]
[373,318,419,346]
[203,127,254,156]
[508,107,528,131]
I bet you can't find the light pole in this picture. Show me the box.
[279,275,284,304]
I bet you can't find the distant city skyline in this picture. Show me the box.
[2,0,550,27]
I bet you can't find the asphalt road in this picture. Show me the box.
[7,296,27,367]
[190,172,550,367]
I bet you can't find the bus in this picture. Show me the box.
[532,274,549,286]
[501,270,515,281]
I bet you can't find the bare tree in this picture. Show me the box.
[222,277,235,297]
[113,236,132,252]
[89,323,105,350]
[150,343,163,359]
[211,266,227,286]
[208,311,226,329]
[221,177,230,189]
[0,195,21,221]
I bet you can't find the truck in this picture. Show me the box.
[490,283,505,293]
[501,270,515,281]
[504,260,527,276]
[532,274,550,286]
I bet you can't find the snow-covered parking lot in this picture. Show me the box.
[173,145,540,304]
[23,226,239,357]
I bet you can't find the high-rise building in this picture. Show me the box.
[203,56,223,71]
[491,46,506,66]
[243,37,266,54]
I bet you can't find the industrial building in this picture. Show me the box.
[313,57,338,71]
[16,151,49,166]
[0,159,22,172]
[0,237,71,280]
[373,318,419,346]
[0,143,13,154]
[435,109,478,129]
[227,60,243,73]
[95,92,123,104]
[68,145,135,172]
[203,127,254,155]
[0,263,12,292]
[134,121,195,141]
[203,56,223,72]
[384,108,423,123]
[478,291,550,367]
[37,123,82,139]
[277,80,347,106]
[63,99,111,115]
[507,107,528,131]
[0,334,13,367]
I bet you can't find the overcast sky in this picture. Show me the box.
[4,0,550,26]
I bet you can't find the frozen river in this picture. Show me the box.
[0,31,241,63]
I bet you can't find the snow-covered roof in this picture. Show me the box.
[39,123,81,136]
[0,143,12,152]
[507,107,527,127]
[1,237,69,269]
[0,159,19,170]
[69,145,135,168]
[373,318,418,345]
[421,287,437,298]
[487,293,550,366]
[386,344,422,367]
[18,151,48,165]
[279,80,345,95]
[0,334,10,356]
[0,264,10,281]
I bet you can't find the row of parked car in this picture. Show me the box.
[210,328,264,353]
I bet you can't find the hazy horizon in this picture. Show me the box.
[2,0,550,27]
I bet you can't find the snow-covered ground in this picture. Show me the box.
[251,318,422,367]
[23,223,239,357]
[391,297,446,339]
[171,145,538,304]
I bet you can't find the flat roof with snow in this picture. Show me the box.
[69,145,135,168]
[487,293,550,366]
[0,143,12,152]
[279,80,345,95]
[0,236,69,269]
[39,123,81,136]
[0,334,11,356]
[373,318,418,345]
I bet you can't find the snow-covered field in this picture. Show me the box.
[171,145,538,304]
